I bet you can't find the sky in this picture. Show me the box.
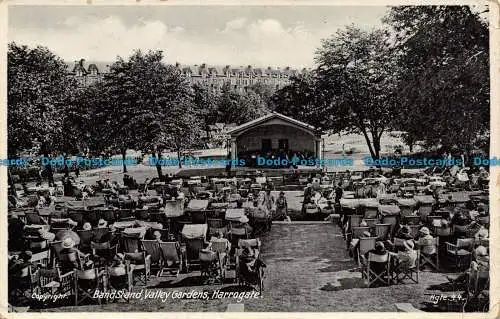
[8,5,390,68]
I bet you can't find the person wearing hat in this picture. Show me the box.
[391,240,417,272]
[262,188,275,212]
[275,191,288,221]
[59,237,86,273]
[394,225,414,241]
[237,215,253,235]
[349,230,372,259]
[38,227,56,242]
[448,245,489,288]
[416,227,437,261]
[238,247,266,283]
[208,231,231,270]
[82,222,92,231]
[363,241,389,285]
[97,219,108,229]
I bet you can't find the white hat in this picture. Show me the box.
[98,219,108,228]
[419,227,430,235]
[62,237,75,249]
[475,246,488,257]
[239,216,249,223]
[83,222,92,231]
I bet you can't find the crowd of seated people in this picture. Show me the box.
[7,172,277,308]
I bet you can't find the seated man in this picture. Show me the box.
[59,238,90,274]
[238,247,266,284]
[363,241,389,286]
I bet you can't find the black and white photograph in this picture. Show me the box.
[5,2,495,314]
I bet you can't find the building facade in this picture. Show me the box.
[69,60,309,91]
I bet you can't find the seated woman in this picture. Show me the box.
[390,240,417,272]
[238,247,266,284]
[447,245,489,293]
[363,241,389,286]
[208,231,231,269]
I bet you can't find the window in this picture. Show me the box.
[261,139,272,152]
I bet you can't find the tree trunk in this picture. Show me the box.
[154,151,163,180]
[63,153,70,178]
[177,150,182,168]
[360,129,377,160]
[121,148,127,173]
[41,142,54,187]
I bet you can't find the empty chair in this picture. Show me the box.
[158,241,183,277]
[181,224,208,272]
[375,224,391,241]
[106,264,132,299]
[116,209,135,222]
[419,237,439,271]
[446,238,474,270]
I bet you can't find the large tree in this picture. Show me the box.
[314,26,400,159]
[102,50,201,176]
[8,42,78,185]
[384,6,489,158]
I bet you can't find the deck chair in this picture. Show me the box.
[106,265,132,300]
[77,230,94,253]
[463,269,489,311]
[363,206,378,219]
[375,224,391,241]
[347,215,363,235]
[361,252,390,287]
[419,237,439,271]
[352,226,371,239]
[68,211,84,226]
[31,250,51,268]
[91,241,117,267]
[74,268,105,306]
[229,226,249,250]
[446,238,474,270]
[25,212,48,225]
[9,264,39,301]
[99,209,116,223]
[405,224,421,238]
[199,249,219,284]
[364,219,379,229]
[116,209,135,222]
[418,205,433,219]
[357,237,377,268]
[391,250,420,284]
[210,239,231,282]
[190,211,207,224]
[124,251,151,285]
[402,215,421,226]
[207,218,227,238]
[93,228,110,243]
[121,233,143,253]
[158,241,183,277]
[83,210,100,227]
[38,267,73,295]
[49,241,64,268]
[135,209,150,220]
[392,238,407,252]
[141,240,163,276]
